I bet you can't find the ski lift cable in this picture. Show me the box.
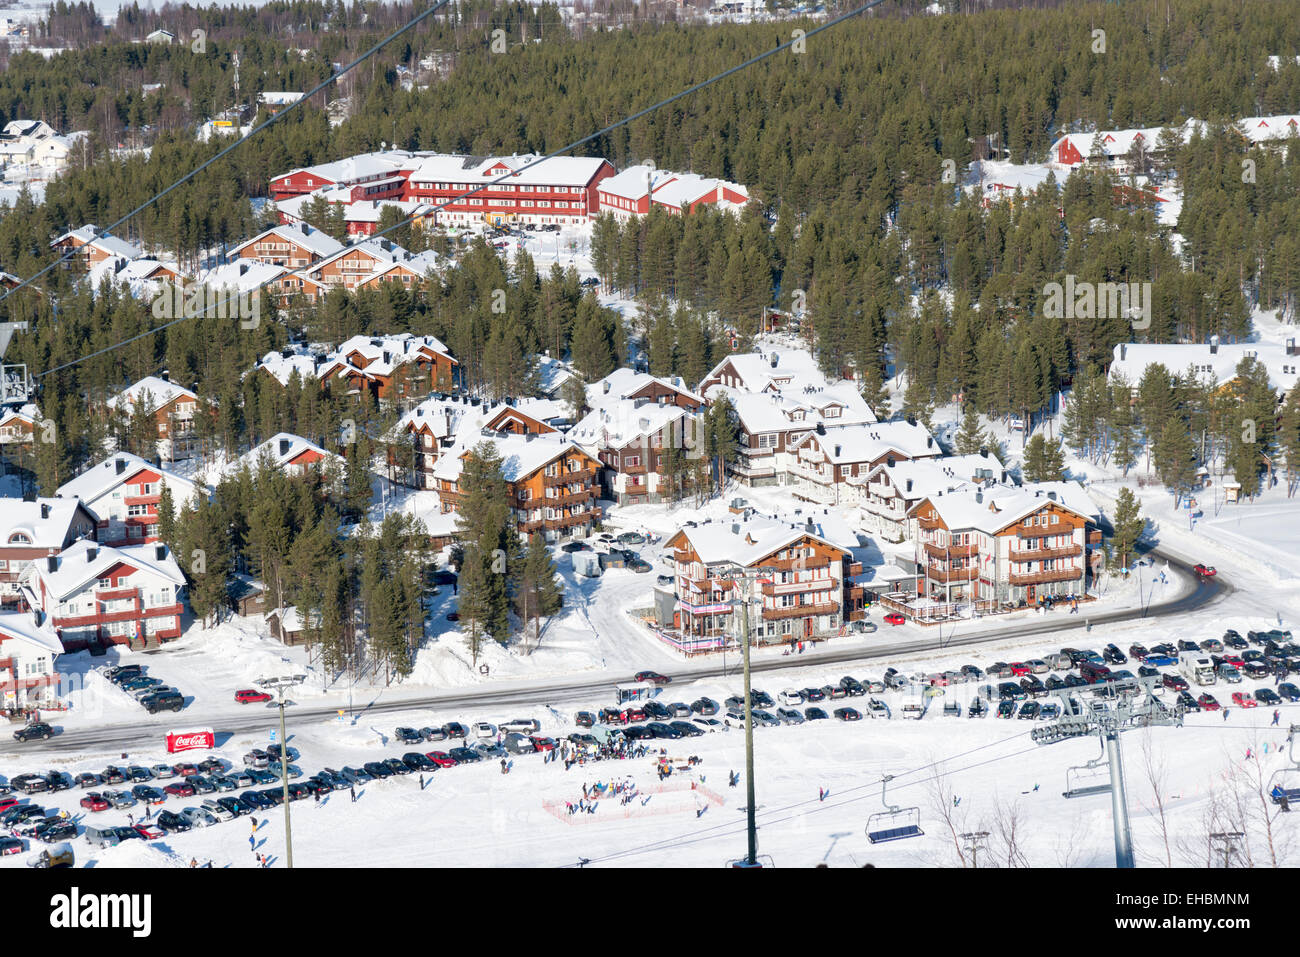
[34,0,899,380]
[570,741,1042,867]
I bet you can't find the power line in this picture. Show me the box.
[33,0,895,380]
[2,0,456,308]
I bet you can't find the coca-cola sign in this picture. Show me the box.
[166,728,215,753]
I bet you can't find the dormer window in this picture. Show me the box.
[7,532,31,544]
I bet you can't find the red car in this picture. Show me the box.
[634,671,671,685]
[234,689,272,705]
[623,707,647,722]
[426,751,458,769]
[173,763,198,777]
[79,793,110,812]
[0,796,19,813]
[1193,564,1217,578]
[134,824,165,840]
[1231,692,1258,708]
[883,613,906,626]
[0,837,22,855]
[598,708,626,725]
[530,736,557,752]
[1010,662,1031,677]
[163,782,195,798]
[1222,654,1244,667]
[1198,693,1221,711]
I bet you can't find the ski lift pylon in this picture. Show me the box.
[866,774,923,844]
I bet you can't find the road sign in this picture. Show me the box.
[269,729,276,742]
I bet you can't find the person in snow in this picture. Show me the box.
[1033,783,1039,792]
[1224,707,1231,721]
[818,788,827,802]
[350,786,356,803]
[1273,709,1282,726]
[418,774,424,791]
[127,813,134,826]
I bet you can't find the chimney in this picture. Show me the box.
[40,503,49,520]
[731,523,740,535]
[46,556,57,572]
[279,438,291,456]
[770,354,778,368]
[1288,338,1297,357]
[86,546,97,562]
[926,436,933,448]
[1210,335,1219,355]
[975,490,983,504]
[905,478,913,493]
[906,415,916,426]
[115,458,126,475]
[979,446,988,458]
[1120,344,1127,361]
[155,544,167,561]
[1047,491,1057,501]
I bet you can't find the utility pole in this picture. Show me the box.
[739,577,757,867]
[256,674,306,868]
[961,831,989,868]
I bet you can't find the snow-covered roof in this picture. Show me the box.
[0,497,91,549]
[259,92,304,105]
[51,225,142,260]
[908,481,1097,533]
[1108,341,1300,394]
[306,237,410,276]
[859,452,1006,495]
[651,172,747,209]
[231,222,344,259]
[431,432,586,484]
[968,159,1056,196]
[343,199,431,224]
[597,164,675,201]
[198,260,289,295]
[225,432,341,478]
[587,368,703,407]
[105,376,196,416]
[794,420,940,464]
[55,453,205,506]
[670,513,848,567]
[255,347,321,387]
[0,403,40,434]
[535,355,577,397]
[569,400,690,450]
[1236,115,1300,144]
[328,333,454,375]
[359,250,440,284]
[1048,120,1204,164]
[29,538,185,603]
[406,153,609,189]
[0,608,63,657]
[274,151,414,187]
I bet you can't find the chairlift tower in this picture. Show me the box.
[1031,682,1181,868]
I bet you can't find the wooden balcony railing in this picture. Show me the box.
[1008,567,1083,586]
[923,542,978,560]
[1008,543,1083,561]
[761,601,839,621]
[924,566,980,584]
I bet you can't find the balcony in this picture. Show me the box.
[543,488,595,507]
[1008,567,1083,586]
[762,556,833,572]
[1015,524,1075,539]
[923,542,978,560]
[543,468,595,487]
[924,566,980,584]
[762,601,839,621]
[1008,543,1083,561]
[761,578,835,597]
[917,514,944,531]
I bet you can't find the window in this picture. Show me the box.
[1050,514,1059,524]
[96,578,112,589]
[624,455,641,468]
[127,504,149,517]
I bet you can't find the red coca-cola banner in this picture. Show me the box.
[166,728,215,753]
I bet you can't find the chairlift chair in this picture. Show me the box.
[1063,736,1112,799]
[1267,726,1300,810]
[866,774,924,844]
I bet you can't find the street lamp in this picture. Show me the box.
[255,674,306,868]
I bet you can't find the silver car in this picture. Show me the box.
[776,707,805,725]
[181,806,218,828]
[105,789,136,809]
[150,763,176,780]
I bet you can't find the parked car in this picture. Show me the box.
[1197,693,1221,711]
[723,709,747,729]
[804,707,829,721]
[778,689,805,706]
[693,717,723,732]
[996,700,1015,719]
[1199,638,1225,654]
[574,711,596,728]
[1103,645,1127,665]
[776,708,805,725]
[1017,701,1040,720]
[394,727,424,745]
[163,782,195,798]
[156,810,190,834]
[1278,683,1300,702]
[235,689,272,705]
[1162,673,1189,692]
[839,677,865,696]
[181,806,218,828]
[833,707,862,722]
[498,718,540,735]
[883,612,906,626]
[1231,691,1258,708]
[1255,688,1282,706]
[79,792,110,812]
[503,733,537,754]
